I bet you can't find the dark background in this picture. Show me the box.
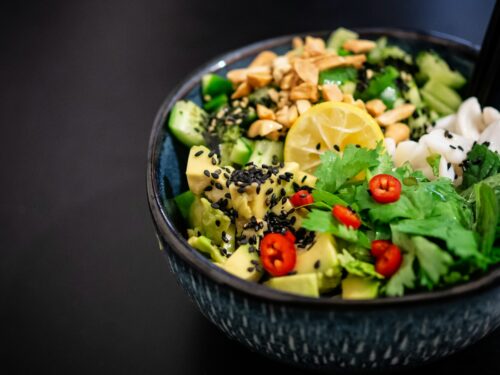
[1,0,499,373]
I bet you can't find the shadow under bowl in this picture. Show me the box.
[147,28,500,372]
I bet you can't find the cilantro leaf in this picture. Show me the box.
[474,182,499,257]
[302,209,370,248]
[385,232,416,297]
[311,189,348,207]
[461,143,500,190]
[426,154,441,177]
[337,250,384,279]
[412,236,453,287]
[314,145,379,193]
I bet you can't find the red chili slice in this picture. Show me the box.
[371,240,393,258]
[290,190,314,207]
[284,230,296,244]
[260,233,297,276]
[369,174,402,204]
[375,244,403,277]
[332,205,361,229]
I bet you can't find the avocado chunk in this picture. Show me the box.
[341,275,380,300]
[294,233,342,292]
[188,235,227,264]
[223,245,263,282]
[265,273,320,297]
[186,145,220,194]
[294,169,317,188]
[189,197,236,254]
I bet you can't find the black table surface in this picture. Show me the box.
[2,0,499,373]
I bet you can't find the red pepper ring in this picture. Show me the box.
[371,239,393,258]
[375,244,403,277]
[260,233,297,277]
[332,205,362,229]
[369,174,402,204]
[290,190,314,207]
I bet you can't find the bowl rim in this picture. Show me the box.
[147,27,500,310]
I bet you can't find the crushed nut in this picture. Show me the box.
[366,69,374,79]
[304,36,326,56]
[279,71,296,90]
[342,93,355,104]
[296,99,311,115]
[272,56,292,84]
[321,84,343,102]
[313,54,366,71]
[342,39,377,54]
[268,88,279,103]
[231,82,252,99]
[292,37,303,49]
[293,59,319,85]
[365,99,387,117]
[275,105,299,128]
[376,104,416,126]
[256,104,276,120]
[249,51,278,68]
[247,72,273,88]
[227,66,270,85]
[290,82,319,102]
[384,123,410,144]
[354,99,366,111]
[247,119,283,138]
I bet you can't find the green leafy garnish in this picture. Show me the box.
[426,154,441,177]
[338,250,384,279]
[474,183,499,257]
[461,143,500,190]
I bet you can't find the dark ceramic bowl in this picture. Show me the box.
[147,29,500,371]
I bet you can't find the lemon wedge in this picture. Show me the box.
[284,101,384,173]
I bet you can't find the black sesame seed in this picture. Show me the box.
[333,144,340,152]
[211,172,219,179]
[203,170,210,177]
[215,182,223,190]
[208,150,215,157]
[225,192,231,199]
[265,187,273,195]
[316,142,321,150]
[194,150,204,157]
[215,220,221,227]
[301,175,307,183]
[281,197,287,204]
[204,185,213,192]
[449,145,457,150]
[256,186,261,194]
[280,188,286,197]
[447,162,451,169]
[457,145,464,151]
[238,187,246,193]
[355,144,361,148]
[483,141,491,147]
[247,267,255,272]
[314,260,321,269]
[221,231,228,243]
[211,157,217,165]
[249,246,256,253]
[211,202,219,209]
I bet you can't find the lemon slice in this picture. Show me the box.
[284,101,384,173]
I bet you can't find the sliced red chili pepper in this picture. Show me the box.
[290,189,314,207]
[332,205,361,229]
[371,240,392,258]
[260,233,297,276]
[375,244,402,277]
[284,230,296,244]
[369,174,402,204]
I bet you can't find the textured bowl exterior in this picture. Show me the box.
[161,239,500,371]
[147,29,500,371]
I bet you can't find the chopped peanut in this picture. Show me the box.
[342,93,355,104]
[268,88,279,103]
[231,82,252,99]
[276,105,299,128]
[293,59,319,85]
[279,71,296,90]
[247,72,273,88]
[296,99,311,115]
[376,104,416,126]
[272,56,292,84]
[304,36,326,56]
[354,99,366,111]
[313,54,366,71]
[247,119,283,138]
[366,99,387,117]
[249,51,277,68]
[292,37,303,49]
[385,123,410,144]
[321,84,343,102]
[342,39,377,54]
[227,66,270,85]
[256,104,276,120]
[290,82,319,102]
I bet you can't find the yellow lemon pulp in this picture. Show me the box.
[284,101,384,173]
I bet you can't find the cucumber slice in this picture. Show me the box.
[421,79,462,115]
[248,140,283,167]
[326,27,358,51]
[230,138,253,165]
[202,74,233,99]
[218,143,233,166]
[203,94,228,112]
[168,100,208,147]
[416,51,466,89]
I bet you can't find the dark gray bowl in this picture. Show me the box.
[147,29,500,372]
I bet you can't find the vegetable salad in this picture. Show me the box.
[168,28,500,299]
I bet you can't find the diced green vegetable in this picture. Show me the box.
[203,94,228,112]
[248,87,275,108]
[368,37,412,64]
[358,66,401,108]
[319,67,357,86]
[248,139,283,167]
[229,137,253,165]
[420,79,462,114]
[168,100,208,147]
[174,190,195,221]
[416,51,466,89]
[202,74,233,98]
[326,27,358,51]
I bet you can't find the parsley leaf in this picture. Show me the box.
[314,145,379,193]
